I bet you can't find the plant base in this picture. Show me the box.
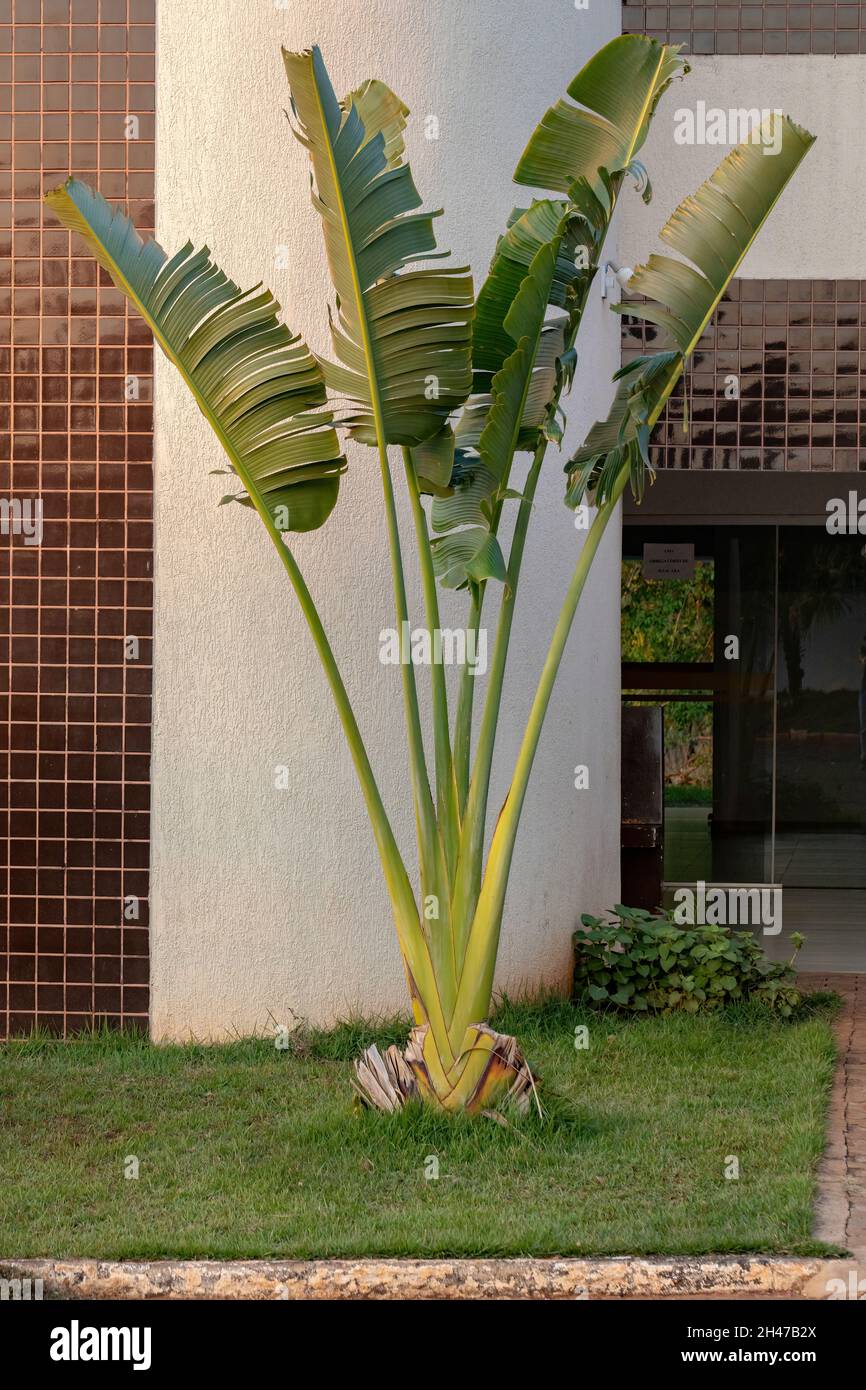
[353,1023,538,1115]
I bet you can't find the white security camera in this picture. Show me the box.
[602,261,634,299]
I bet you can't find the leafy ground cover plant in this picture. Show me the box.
[574,907,805,1016]
[44,35,814,1112]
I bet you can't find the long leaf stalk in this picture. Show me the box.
[403,447,461,878]
[378,441,459,1018]
[377,446,438,867]
[452,586,481,814]
[403,450,461,1009]
[453,471,628,1030]
[449,220,611,959]
[268,530,451,1040]
[448,435,547,964]
[262,511,457,1063]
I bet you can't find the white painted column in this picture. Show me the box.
[150,0,623,1038]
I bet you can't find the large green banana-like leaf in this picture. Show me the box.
[515,34,686,195]
[44,178,345,532]
[283,46,473,447]
[470,199,586,389]
[410,423,458,498]
[431,466,509,589]
[567,113,815,508]
[470,194,606,433]
[428,35,687,593]
[428,201,591,589]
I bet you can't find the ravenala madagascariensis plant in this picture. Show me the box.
[45,37,813,1113]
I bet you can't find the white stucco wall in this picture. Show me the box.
[149,0,624,1038]
[618,57,856,278]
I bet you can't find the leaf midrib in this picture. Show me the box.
[619,44,667,174]
[309,63,390,458]
[646,129,809,431]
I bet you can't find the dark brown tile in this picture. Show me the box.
[624,280,866,474]
[622,1,866,54]
[2,0,152,1037]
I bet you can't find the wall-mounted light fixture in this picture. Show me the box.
[602,260,634,300]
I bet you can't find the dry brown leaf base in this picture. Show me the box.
[352,1023,538,1115]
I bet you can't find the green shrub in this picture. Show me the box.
[573,906,804,1017]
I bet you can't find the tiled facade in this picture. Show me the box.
[621,280,866,472]
[623,2,866,53]
[0,0,154,1036]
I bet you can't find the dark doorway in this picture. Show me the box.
[622,521,866,970]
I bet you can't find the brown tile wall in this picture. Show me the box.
[623,2,866,53]
[621,280,866,472]
[0,0,154,1037]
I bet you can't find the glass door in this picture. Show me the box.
[621,527,715,888]
[775,527,866,887]
[710,527,778,886]
[623,521,866,899]
[622,524,778,890]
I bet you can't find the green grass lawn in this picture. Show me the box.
[0,998,840,1260]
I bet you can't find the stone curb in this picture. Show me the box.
[1,1256,856,1300]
